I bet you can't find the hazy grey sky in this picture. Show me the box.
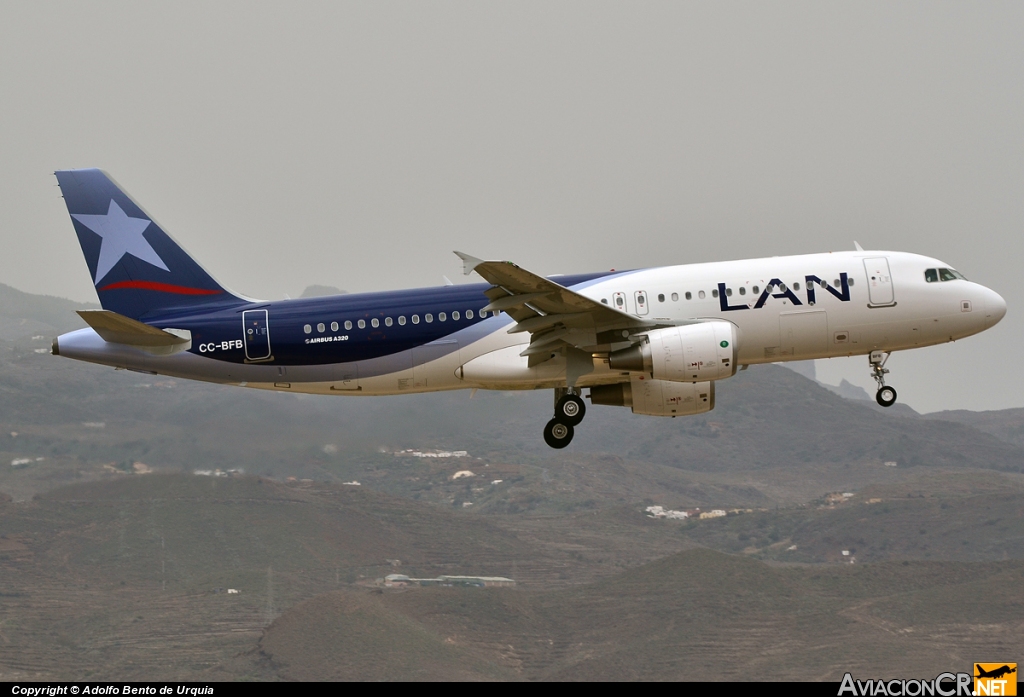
[1,2,1021,412]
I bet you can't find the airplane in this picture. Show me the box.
[975,665,1016,680]
[50,169,1007,448]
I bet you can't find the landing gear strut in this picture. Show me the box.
[544,387,587,448]
[870,351,898,407]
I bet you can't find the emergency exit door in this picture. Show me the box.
[242,309,272,360]
[612,292,628,313]
[634,290,649,316]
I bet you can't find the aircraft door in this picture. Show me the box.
[864,257,895,306]
[612,292,628,314]
[634,290,649,316]
[242,309,271,360]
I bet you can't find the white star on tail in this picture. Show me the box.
[72,199,169,284]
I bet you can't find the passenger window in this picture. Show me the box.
[739,287,746,296]
[685,292,692,300]
[779,283,787,292]
[615,296,624,307]
[793,282,800,291]
[357,319,366,329]
[452,311,460,320]
[658,294,665,302]
[466,309,474,319]
[344,320,352,330]
[439,312,447,322]
[385,317,393,327]
[602,299,608,304]
[398,316,406,326]
[833,279,840,287]
[671,293,678,301]
[317,323,325,332]
[711,289,719,298]
[698,290,706,299]
[752,285,759,294]
[425,314,433,323]
[412,315,420,324]
[331,321,339,331]
[371,318,379,328]
[848,278,854,286]
[303,324,312,334]
[726,288,733,297]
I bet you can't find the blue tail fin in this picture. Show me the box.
[55,169,245,320]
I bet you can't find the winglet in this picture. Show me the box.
[854,241,865,252]
[454,251,484,276]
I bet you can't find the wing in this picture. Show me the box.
[455,252,661,367]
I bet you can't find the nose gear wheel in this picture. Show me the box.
[869,351,898,408]
[876,385,897,407]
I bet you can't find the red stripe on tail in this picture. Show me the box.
[97,280,224,296]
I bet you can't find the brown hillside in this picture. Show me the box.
[260,589,514,681]
[257,548,1024,681]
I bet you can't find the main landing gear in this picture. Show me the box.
[870,350,898,407]
[544,388,587,448]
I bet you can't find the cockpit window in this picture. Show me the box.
[926,268,966,283]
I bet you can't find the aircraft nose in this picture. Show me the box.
[984,287,1007,326]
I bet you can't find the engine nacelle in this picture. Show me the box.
[590,376,714,417]
[608,321,738,383]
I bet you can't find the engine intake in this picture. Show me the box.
[608,321,738,383]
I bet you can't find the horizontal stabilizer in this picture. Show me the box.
[77,309,191,353]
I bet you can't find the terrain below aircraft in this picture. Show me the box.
[51,169,1006,448]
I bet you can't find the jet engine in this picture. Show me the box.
[590,375,714,417]
[608,321,738,383]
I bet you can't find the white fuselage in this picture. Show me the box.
[55,250,1006,397]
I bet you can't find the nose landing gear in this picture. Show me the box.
[544,388,587,448]
[870,351,898,407]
